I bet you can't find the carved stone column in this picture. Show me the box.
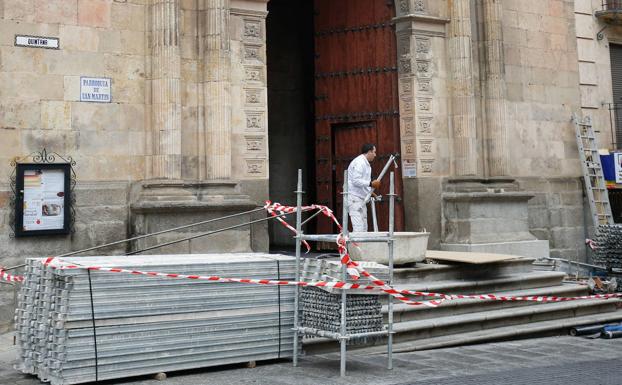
[483,0,510,176]
[150,0,182,180]
[204,0,232,180]
[448,0,478,176]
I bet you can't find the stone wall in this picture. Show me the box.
[0,0,272,332]
[0,0,148,183]
[574,0,618,149]
[501,0,581,177]
[518,177,588,261]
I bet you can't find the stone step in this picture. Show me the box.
[364,309,622,353]
[392,257,536,283]
[304,297,621,354]
[384,283,589,322]
[378,271,568,304]
[389,298,621,342]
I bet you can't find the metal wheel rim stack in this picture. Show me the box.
[14,253,296,385]
[595,225,622,268]
[300,286,384,345]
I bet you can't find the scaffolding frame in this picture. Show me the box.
[292,169,395,377]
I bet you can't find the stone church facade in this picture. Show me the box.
[0,0,620,329]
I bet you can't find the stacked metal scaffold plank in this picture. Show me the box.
[594,225,622,268]
[14,254,296,385]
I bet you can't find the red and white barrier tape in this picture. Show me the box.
[0,268,24,283]
[36,257,622,307]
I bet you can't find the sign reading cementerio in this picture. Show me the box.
[80,77,112,103]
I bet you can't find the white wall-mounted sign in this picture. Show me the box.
[403,159,417,178]
[15,35,59,49]
[614,153,622,184]
[80,77,112,103]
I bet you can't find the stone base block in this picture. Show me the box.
[130,180,260,254]
[440,240,550,259]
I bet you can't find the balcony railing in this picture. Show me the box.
[596,1,622,24]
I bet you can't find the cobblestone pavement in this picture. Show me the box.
[1,333,620,385]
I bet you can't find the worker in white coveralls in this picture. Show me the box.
[347,143,381,232]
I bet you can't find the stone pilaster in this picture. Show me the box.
[150,0,182,180]
[204,0,232,180]
[448,0,478,176]
[482,0,509,176]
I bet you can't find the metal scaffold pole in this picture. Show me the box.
[340,169,350,377]
[292,168,395,376]
[293,169,303,367]
[387,171,395,369]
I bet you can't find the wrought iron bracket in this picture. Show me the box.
[597,25,609,41]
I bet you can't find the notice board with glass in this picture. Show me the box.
[14,163,72,237]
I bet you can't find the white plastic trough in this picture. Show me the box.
[348,231,430,265]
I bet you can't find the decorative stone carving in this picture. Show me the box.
[398,35,411,56]
[416,60,431,77]
[418,117,433,134]
[245,159,265,175]
[403,119,415,137]
[420,159,434,173]
[245,136,264,152]
[416,37,431,54]
[399,58,412,74]
[245,66,263,82]
[243,20,261,40]
[417,79,431,93]
[245,89,262,105]
[420,139,433,153]
[404,140,416,157]
[399,0,409,13]
[401,98,413,115]
[400,79,413,95]
[416,98,432,112]
[244,44,262,62]
[414,0,425,13]
[246,112,264,131]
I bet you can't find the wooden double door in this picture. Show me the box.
[314,0,404,233]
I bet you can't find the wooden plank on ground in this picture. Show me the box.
[425,250,521,264]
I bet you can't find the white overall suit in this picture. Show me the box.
[346,154,372,232]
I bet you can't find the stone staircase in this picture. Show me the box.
[304,257,622,353]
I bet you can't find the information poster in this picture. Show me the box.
[15,164,71,236]
[615,153,622,184]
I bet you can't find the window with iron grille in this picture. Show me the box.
[609,44,622,149]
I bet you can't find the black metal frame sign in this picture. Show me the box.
[14,163,72,237]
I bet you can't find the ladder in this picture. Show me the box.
[573,114,614,227]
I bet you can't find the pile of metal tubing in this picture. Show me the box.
[300,286,384,344]
[14,254,296,385]
[594,225,622,268]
